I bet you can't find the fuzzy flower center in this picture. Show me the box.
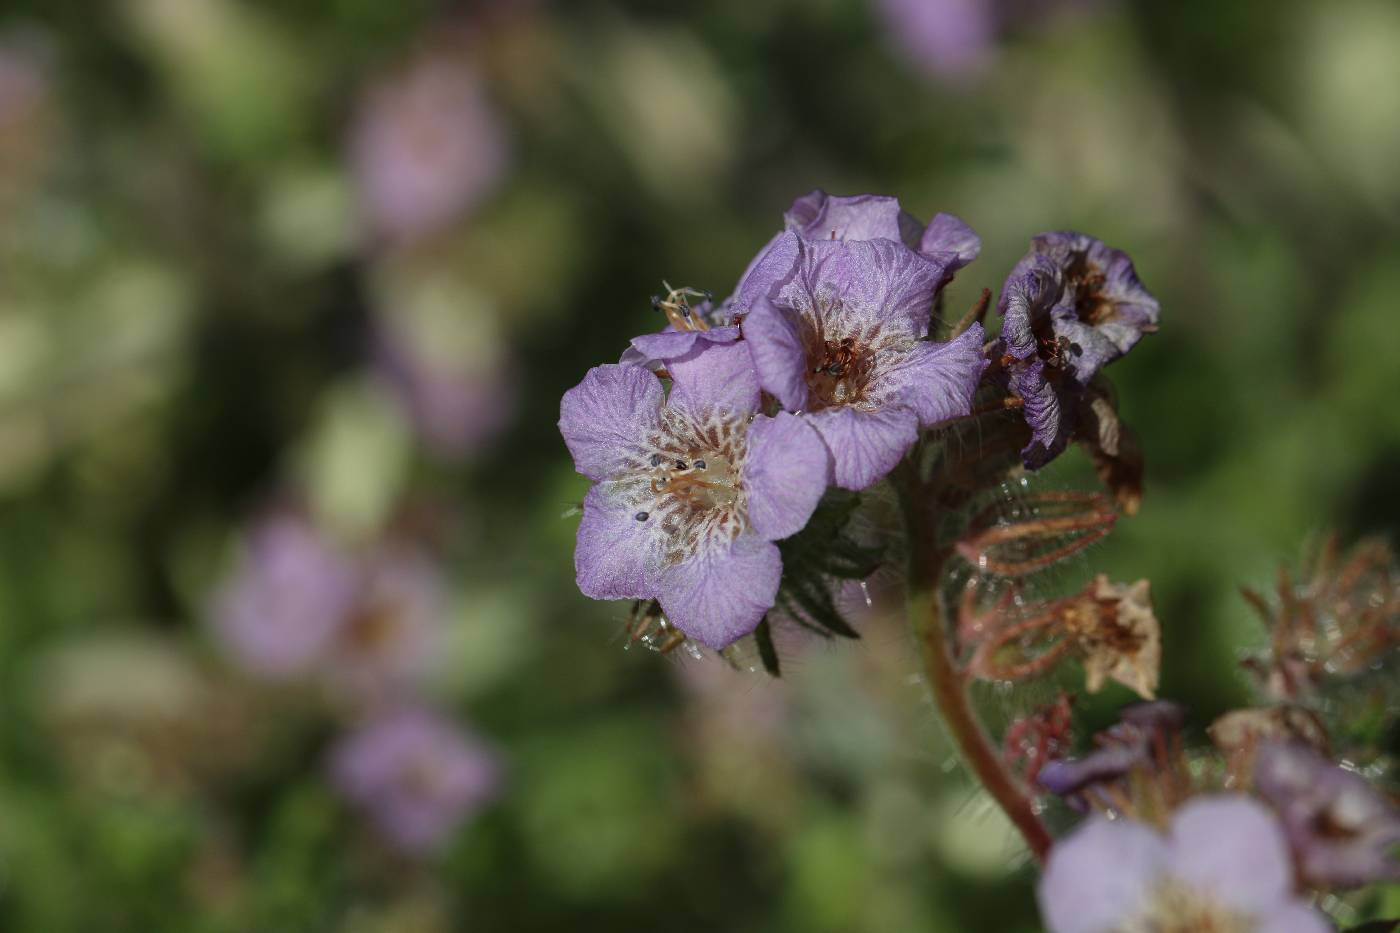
[648,453,740,511]
[617,407,750,566]
[797,298,891,411]
[1123,880,1250,933]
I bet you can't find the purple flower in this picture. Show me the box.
[873,0,999,81]
[741,233,988,489]
[559,341,829,649]
[734,190,981,313]
[331,708,500,855]
[1000,232,1159,384]
[996,233,1158,468]
[374,311,518,459]
[873,0,1109,83]
[330,547,446,700]
[210,513,358,678]
[1039,795,1330,933]
[1254,741,1400,890]
[350,51,508,243]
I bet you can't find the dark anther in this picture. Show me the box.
[649,453,662,467]
[675,459,687,470]
[635,511,650,521]
[649,295,662,310]
[693,459,706,470]
[827,363,845,376]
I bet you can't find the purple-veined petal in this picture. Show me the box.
[997,254,1064,361]
[1051,314,1123,384]
[666,339,761,420]
[733,231,801,313]
[806,403,920,491]
[655,534,781,650]
[881,323,987,428]
[1165,795,1293,917]
[574,485,662,601]
[745,412,830,540]
[1009,359,1070,469]
[788,237,946,340]
[784,190,915,245]
[1037,817,1166,933]
[559,364,664,481]
[623,325,740,370]
[920,212,981,270]
[743,297,811,411]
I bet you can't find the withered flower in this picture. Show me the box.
[1066,576,1160,700]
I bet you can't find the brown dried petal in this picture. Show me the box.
[1069,576,1160,700]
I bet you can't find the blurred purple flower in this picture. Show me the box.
[1254,741,1400,890]
[0,37,47,137]
[1038,699,1185,807]
[374,314,519,459]
[330,547,446,700]
[211,513,358,678]
[741,232,987,489]
[331,707,500,855]
[1039,795,1330,933]
[873,0,1107,82]
[560,341,829,649]
[350,50,509,243]
[873,0,999,81]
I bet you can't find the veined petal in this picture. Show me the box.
[666,339,761,420]
[623,325,740,370]
[574,485,662,600]
[1010,359,1070,469]
[744,297,811,411]
[745,412,830,540]
[1051,314,1122,384]
[790,237,946,340]
[919,212,981,270]
[784,190,913,245]
[881,322,987,428]
[1038,817,1167,933]
[733,231,801,313]
[806,404,920,490]
[656,534,781,649]
[559,364,665,481]
[997,254,1064,361]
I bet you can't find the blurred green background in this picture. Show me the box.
[1,0,1398,930]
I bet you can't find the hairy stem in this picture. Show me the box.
[897,465,1055,864]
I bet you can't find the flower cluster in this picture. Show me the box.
[210,508,501,855]
[563,193,1400,930]
[561,191,1158,651]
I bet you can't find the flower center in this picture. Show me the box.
[646,452,739,512]
[345,603,402,654]
[623,407,751,566]
[1065,251,1117,325]
[1124,880,1251,933]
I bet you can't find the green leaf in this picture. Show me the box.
[754,617,781,677]
[774,489,884,640]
